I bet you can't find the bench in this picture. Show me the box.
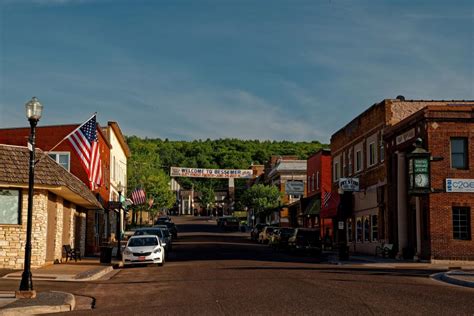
[63,245,81,262]
[375,243,394,258]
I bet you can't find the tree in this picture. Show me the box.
[240,184,281,216]
[197,185,215,216]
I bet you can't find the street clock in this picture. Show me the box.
[407,138,431,195]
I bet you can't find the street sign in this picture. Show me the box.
[285,181,305,195]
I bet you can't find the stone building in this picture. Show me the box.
[0,144,102,269]
[384,105,474,261]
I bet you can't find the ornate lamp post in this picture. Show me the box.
[19,97,43,296]
[116,182,124,260]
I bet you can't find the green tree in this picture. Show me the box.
[197,185,215,216]
[240,184,281,216]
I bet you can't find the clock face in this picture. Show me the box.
[415,174,429,188]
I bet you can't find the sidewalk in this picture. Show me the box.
[0,257,121,315]
[325,251,474,288]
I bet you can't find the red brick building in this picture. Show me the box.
[0,123,111,255]
[306,149,334,240]
[330,97,473,257]
[384,105,474,261]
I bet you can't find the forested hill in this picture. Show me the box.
[127,137,327,169]
[126,137,328,192]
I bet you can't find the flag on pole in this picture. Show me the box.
[322,190,331,208]
[67,115,103,190]
[131,187,146,205]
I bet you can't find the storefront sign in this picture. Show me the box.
[338,221,344,230]
[170,167,253,179]
[446,178,474,193]
[339,178,359,192]
[396,128,415,145]
[285,181,305,195]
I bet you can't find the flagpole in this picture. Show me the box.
[45,112,97,154]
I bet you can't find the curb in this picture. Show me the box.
[431,272,474,289]
[0,291,75,316]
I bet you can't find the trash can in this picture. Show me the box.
[100,246,113,264]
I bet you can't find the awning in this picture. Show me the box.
[304,197,321,215]
[320,193,339,218]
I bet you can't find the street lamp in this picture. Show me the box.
[116,181,124,260]
[19,97,43,296]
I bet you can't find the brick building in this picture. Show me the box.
[384,105,474,261]
[0,145,102,268]
[306,149,334,240]
[0,123,111,255]
[330,97,473,256]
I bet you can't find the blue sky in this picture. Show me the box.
[1,0,473,142]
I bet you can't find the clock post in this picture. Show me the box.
[407,138,431,195]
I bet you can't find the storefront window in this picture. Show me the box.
[371,215,378,241]
[363,216,370,242]
[0,189,21,224]
[356,217,362,242]
[347,218,353,242]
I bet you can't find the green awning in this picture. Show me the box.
[305,197,321,215]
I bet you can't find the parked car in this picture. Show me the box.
[219,217,239,231]
[287,228,322,255]
[134,227,172,253]
[250,223,268,241]
[270,227,295,249]
[155,219,178,239]
[258,226,276,244]
[153,225,173,251]
[122,235,165,267]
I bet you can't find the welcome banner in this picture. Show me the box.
[170,167,253,179]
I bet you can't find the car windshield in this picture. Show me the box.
[135,229,163,238]
[281,228,295,236]
[128,237,158,247]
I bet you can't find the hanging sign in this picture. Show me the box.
[339,178,360,192]
[285,181,305,195]
[170,167,253,179]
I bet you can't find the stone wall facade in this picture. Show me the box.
[0,189,89,269]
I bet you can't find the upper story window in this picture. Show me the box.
[316,171,320,190]
[48,152,70,171]
[355,150,362,173]
[451,138,468,169]
[348,148,353,175]
[333,158,340,182]
[0,189,21,225]
[368,142,376,167]
[379,133,385,162]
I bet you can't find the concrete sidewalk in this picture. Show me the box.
[1,257,120,282]
[325,251,474,289]
[0,257,120,314]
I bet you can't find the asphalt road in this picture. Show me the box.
[5,216,474,315]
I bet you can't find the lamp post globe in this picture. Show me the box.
[19,97,43,296]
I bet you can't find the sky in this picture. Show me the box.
[0,0,473,143]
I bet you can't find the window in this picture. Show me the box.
[308,176,311,192]
[348,149,353,175]
[342,153,347,177]
[316,171,320,190]
[356,150,362,172]
[48,152,70,171]
[380,133,385,162]
[113,156,116,181]
[451,138,468,169]
[453,207,471,240]
[356,217,362,242]
[334,162,340,182]
[371,215,378,241]
[347,218,353,242]
[368,143,376,166]
[0,189,21,224]
[363,216,370,242]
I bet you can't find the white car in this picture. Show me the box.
[122,235,165,267]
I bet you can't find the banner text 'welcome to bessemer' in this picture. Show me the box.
[170,167,254,179]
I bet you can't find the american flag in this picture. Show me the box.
[131,187,146,205]
[67,115,102,190]
[322,190,331,208]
